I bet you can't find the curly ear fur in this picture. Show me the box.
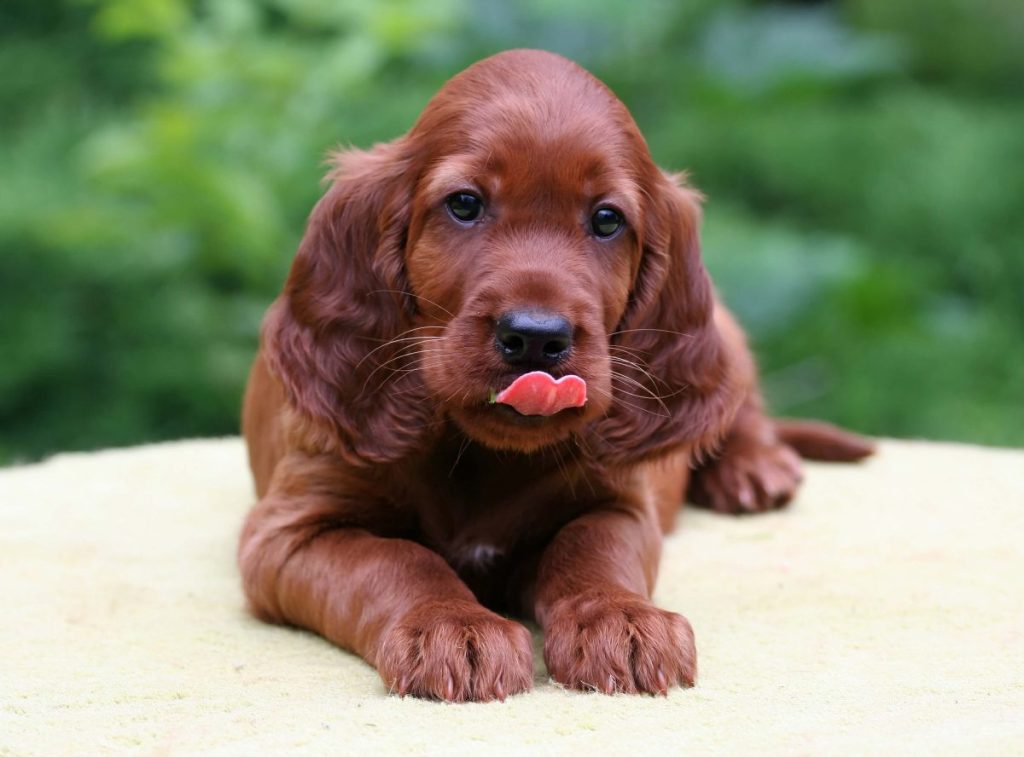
[587,174,742,466]
[263,140,438,465]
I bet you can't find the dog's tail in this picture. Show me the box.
[774,419,876,462]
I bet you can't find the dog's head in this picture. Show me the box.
[266,50,735,467]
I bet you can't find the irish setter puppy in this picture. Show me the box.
[239,49,872,702]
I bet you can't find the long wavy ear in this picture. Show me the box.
[587,174,742,467]
[262,139,438,466]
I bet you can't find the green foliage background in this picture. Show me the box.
[2,0,1022,463]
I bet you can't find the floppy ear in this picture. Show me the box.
[262,139,439,466]
[587,174,742,467]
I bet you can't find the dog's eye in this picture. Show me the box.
[446,192,484,223]
[591,207,624,238]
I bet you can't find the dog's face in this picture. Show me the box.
[269,51,730,467]
[403,93,650,451]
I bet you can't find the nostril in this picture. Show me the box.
[500,334,526,356]
[542,337,570,358]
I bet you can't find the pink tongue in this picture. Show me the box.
[494,371,587,416]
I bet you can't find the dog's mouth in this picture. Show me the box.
[438,367,591,451]
[489,371,587,417]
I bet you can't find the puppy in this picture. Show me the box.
[239,49,873,702]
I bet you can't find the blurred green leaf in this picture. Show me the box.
[90,0,190,40]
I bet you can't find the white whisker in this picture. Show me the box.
[610,327,693,339]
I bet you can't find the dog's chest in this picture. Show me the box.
[407,437,596,574]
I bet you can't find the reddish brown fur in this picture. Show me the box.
[238,50,873,702]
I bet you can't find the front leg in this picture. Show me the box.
[530,507,696,694]
[238,455,533,702]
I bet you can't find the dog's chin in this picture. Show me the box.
[447,401,588,453]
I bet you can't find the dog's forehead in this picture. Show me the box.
[421,102,642,208]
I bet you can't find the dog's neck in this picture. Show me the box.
[421,420,587,495]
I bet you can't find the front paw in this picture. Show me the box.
[543,590,696,695]
[376,600,533,702]
[691,440,803,514]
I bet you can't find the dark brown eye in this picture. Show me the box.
[446,192,484,223]
[591,207,624,238]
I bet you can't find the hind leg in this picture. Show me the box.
[688,398,803,514]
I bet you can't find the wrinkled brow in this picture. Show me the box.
[421,156,490,202]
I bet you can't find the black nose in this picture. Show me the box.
[495,310,573,367]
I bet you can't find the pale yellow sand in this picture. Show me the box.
[1,439,1022,755]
